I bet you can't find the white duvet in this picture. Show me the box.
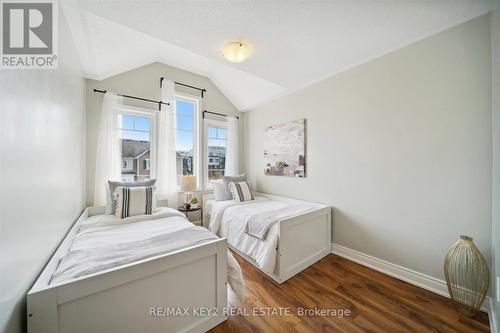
[50,208,244,297]
[209,197,318,274]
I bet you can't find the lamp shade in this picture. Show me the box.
[181,175,197,192]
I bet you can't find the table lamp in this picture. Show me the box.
[181,175,197,209]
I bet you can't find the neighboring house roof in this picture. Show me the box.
[122,140,150,159]
[121,143,209,160]
[177,151,193,159]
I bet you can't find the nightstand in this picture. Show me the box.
[178,206,203,226]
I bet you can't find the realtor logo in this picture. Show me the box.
[1,0,58,69]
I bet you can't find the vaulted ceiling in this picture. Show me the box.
[62,0,493,111]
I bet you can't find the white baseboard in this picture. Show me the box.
[331,243,492,314]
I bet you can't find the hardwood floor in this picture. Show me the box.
[210,253,490,333]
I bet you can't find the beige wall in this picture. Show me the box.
[491,0,500,326]
[244,15,492,281]
[86,62,243,206]
[0,9,86,333]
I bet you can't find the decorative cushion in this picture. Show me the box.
[114,186,155,219]
[213,180,226,201]
[229,181,254,202]
[222,174,247,200]
[107,179,156,214]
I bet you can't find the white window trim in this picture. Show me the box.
[118,105,156,179]
[175,93,202,190]
[203,118,228,189]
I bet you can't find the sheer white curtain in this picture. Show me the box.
[156,79,178,208]
[93,93,122,206]
[225,116,239,176]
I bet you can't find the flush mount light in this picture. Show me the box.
[223,42,251,63]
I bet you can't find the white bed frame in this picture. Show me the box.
[203,192,332,284]
[27,206,228,333]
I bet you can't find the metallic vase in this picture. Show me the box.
[444,235,490,317]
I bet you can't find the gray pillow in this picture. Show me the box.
[222,174,247,200]
[107,179,156,214]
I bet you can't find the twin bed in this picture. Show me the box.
[28,207,233,333]
[204,192,331,284]
[28,192,331,333]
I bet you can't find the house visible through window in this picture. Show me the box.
[119,114,151,182]
[175,98,197,185]
[207,126,227,182]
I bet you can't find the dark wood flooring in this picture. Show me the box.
[210,253,490,333]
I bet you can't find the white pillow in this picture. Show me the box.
[229,181,254,202]
[114,186,155,218]
[223,174,247,200]
[213,180,226,201]
[105,184,112,214]
[107,179,157,215]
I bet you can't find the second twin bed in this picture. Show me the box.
[205,192,332,283]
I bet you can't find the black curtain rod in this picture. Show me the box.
[93,89,169,110]
[203,110,239,120]
[93,89,236,119]
[160,77,206,98]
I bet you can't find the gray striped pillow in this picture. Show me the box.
[107,179,156,215]
[114,186,154,219]
[229,181,254,202]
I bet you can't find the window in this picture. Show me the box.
[114,100,234,191]
[175,97,199,186]
[206,125,227,183]
[122,159,133,170]
[118,114,152,182]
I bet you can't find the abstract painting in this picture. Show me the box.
[264,119,305,177]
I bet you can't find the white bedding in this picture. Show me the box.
[208,197,319,274]
[50,208,244,296]
[204,199,216,216]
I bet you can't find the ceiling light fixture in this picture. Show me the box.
[223,42,251,63]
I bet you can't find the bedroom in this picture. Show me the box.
[1,0,499,332]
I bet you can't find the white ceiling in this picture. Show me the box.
[63,0,493,111]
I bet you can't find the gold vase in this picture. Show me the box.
[444,235,490,316]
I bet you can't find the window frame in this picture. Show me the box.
[203,118,228,189]
[122,159,133,171]
[117,105,156,181]
[174,93,201,190]
[115,96,205,190]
